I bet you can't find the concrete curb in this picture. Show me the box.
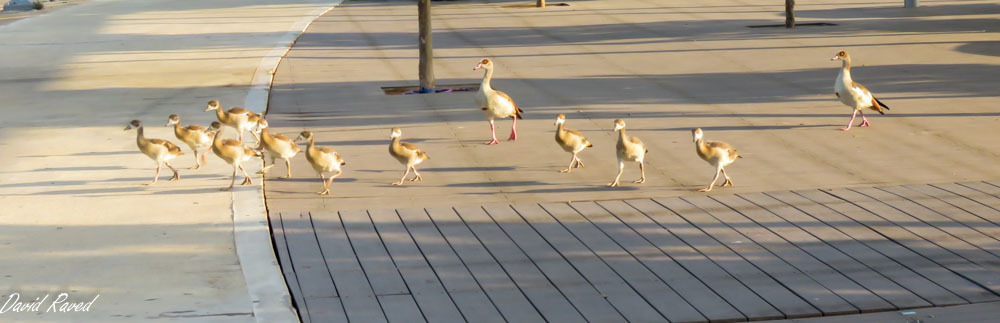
[234,2,342,322]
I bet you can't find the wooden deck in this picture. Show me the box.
[270,182,1000,322]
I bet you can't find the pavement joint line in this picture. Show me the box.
[233,1,343,322]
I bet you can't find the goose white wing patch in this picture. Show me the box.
[850,84,873,106]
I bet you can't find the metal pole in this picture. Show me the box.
[904,0,919,8]
[785,0,795,28]
[418,0,434,92]
[537,0,546,8]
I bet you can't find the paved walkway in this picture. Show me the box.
[264,0,1000,211]
[273,181,1000,322]
[0,0,337,321]
[262,0,1000,321]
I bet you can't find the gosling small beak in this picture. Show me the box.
[203,106,212,112]
[124,125,133,131]
[830,56,840,61]
[473,64,482,71]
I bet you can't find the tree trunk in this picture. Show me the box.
[418,0,434,92]
[537,0,545,8]
[785,0,795,28]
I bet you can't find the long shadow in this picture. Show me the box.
[267,177,358,183]
[444,180,549,188]
[265,61,1000,128]
[30,166,128,172]
[422,166,516,172]
[516,185,641,193]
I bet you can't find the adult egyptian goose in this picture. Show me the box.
[124,120,183,185]
[256,119,301,179]
[609,119,647,187]
[692,128,741,192]
[474,58,524,145]
[554,114,593,173]
[295,131,345,195]
[204,100,254,141]
[211,127,261,191]
[165,114,217,169]
[388,127,430,185]
[832,51,890,131]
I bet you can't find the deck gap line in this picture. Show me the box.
[639,197,787,318]
[935,183,1000,215]
[502,204,645,321]
[450,206,563,323]
[760,191,945,307]
[886,186,1000,242]
[365,210,432,323]
[391,208,471,323]
[533,202,675,321]
[476,205,620,322]
[280,213,312,322]
[739,193,917,309]
[652,197,816,318]
[716,194,888,310]
[875,187,1000,250]
[569,201,713,321]
[337,210,393,323]
[676,196,831,315]
[308,211,344,299]
[911,185,1000,228]
[421,208,529,323]
[845,188,1000,269]
[599,200,751,320]
[800,191,984,303]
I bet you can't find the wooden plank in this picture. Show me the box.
[624,198,784,320]
[272,212,307,322]
[378,294,426,323]
[904,185,1000,225]
[544,202,707,323]
[304,297,349,323]
[312,211,387,323]
[589,200,746,322]
[425,207,545,323]
[282,212,347,322]
[825,188,1000,295]
[453,206,587,323]
[477,205,624,323]
[368,208,466,323]
[395,208,506,323]
[954,182,1000,222]
[774,301,1000,323]
[795,189,997,303]
[652,196,820,319]
[339,209,410,296]
[767,191,964,307]
[742,192,931,310]
[508,203,666,322]
[855,187,1000,268]
[712,194,893,313]
[888,185,1000,250]
[681,195,857,316]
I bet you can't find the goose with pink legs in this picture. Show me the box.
[474,58,523,145]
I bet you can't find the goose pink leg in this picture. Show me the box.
[507,117,518,141]
[841,110,859,131]
[857,110,871,127]
[485,120,499,145]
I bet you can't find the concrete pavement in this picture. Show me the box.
[264,0,1000,212]
[0,0,338,321]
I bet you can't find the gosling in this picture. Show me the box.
[388,127,430,185]
[692,128,741,192]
